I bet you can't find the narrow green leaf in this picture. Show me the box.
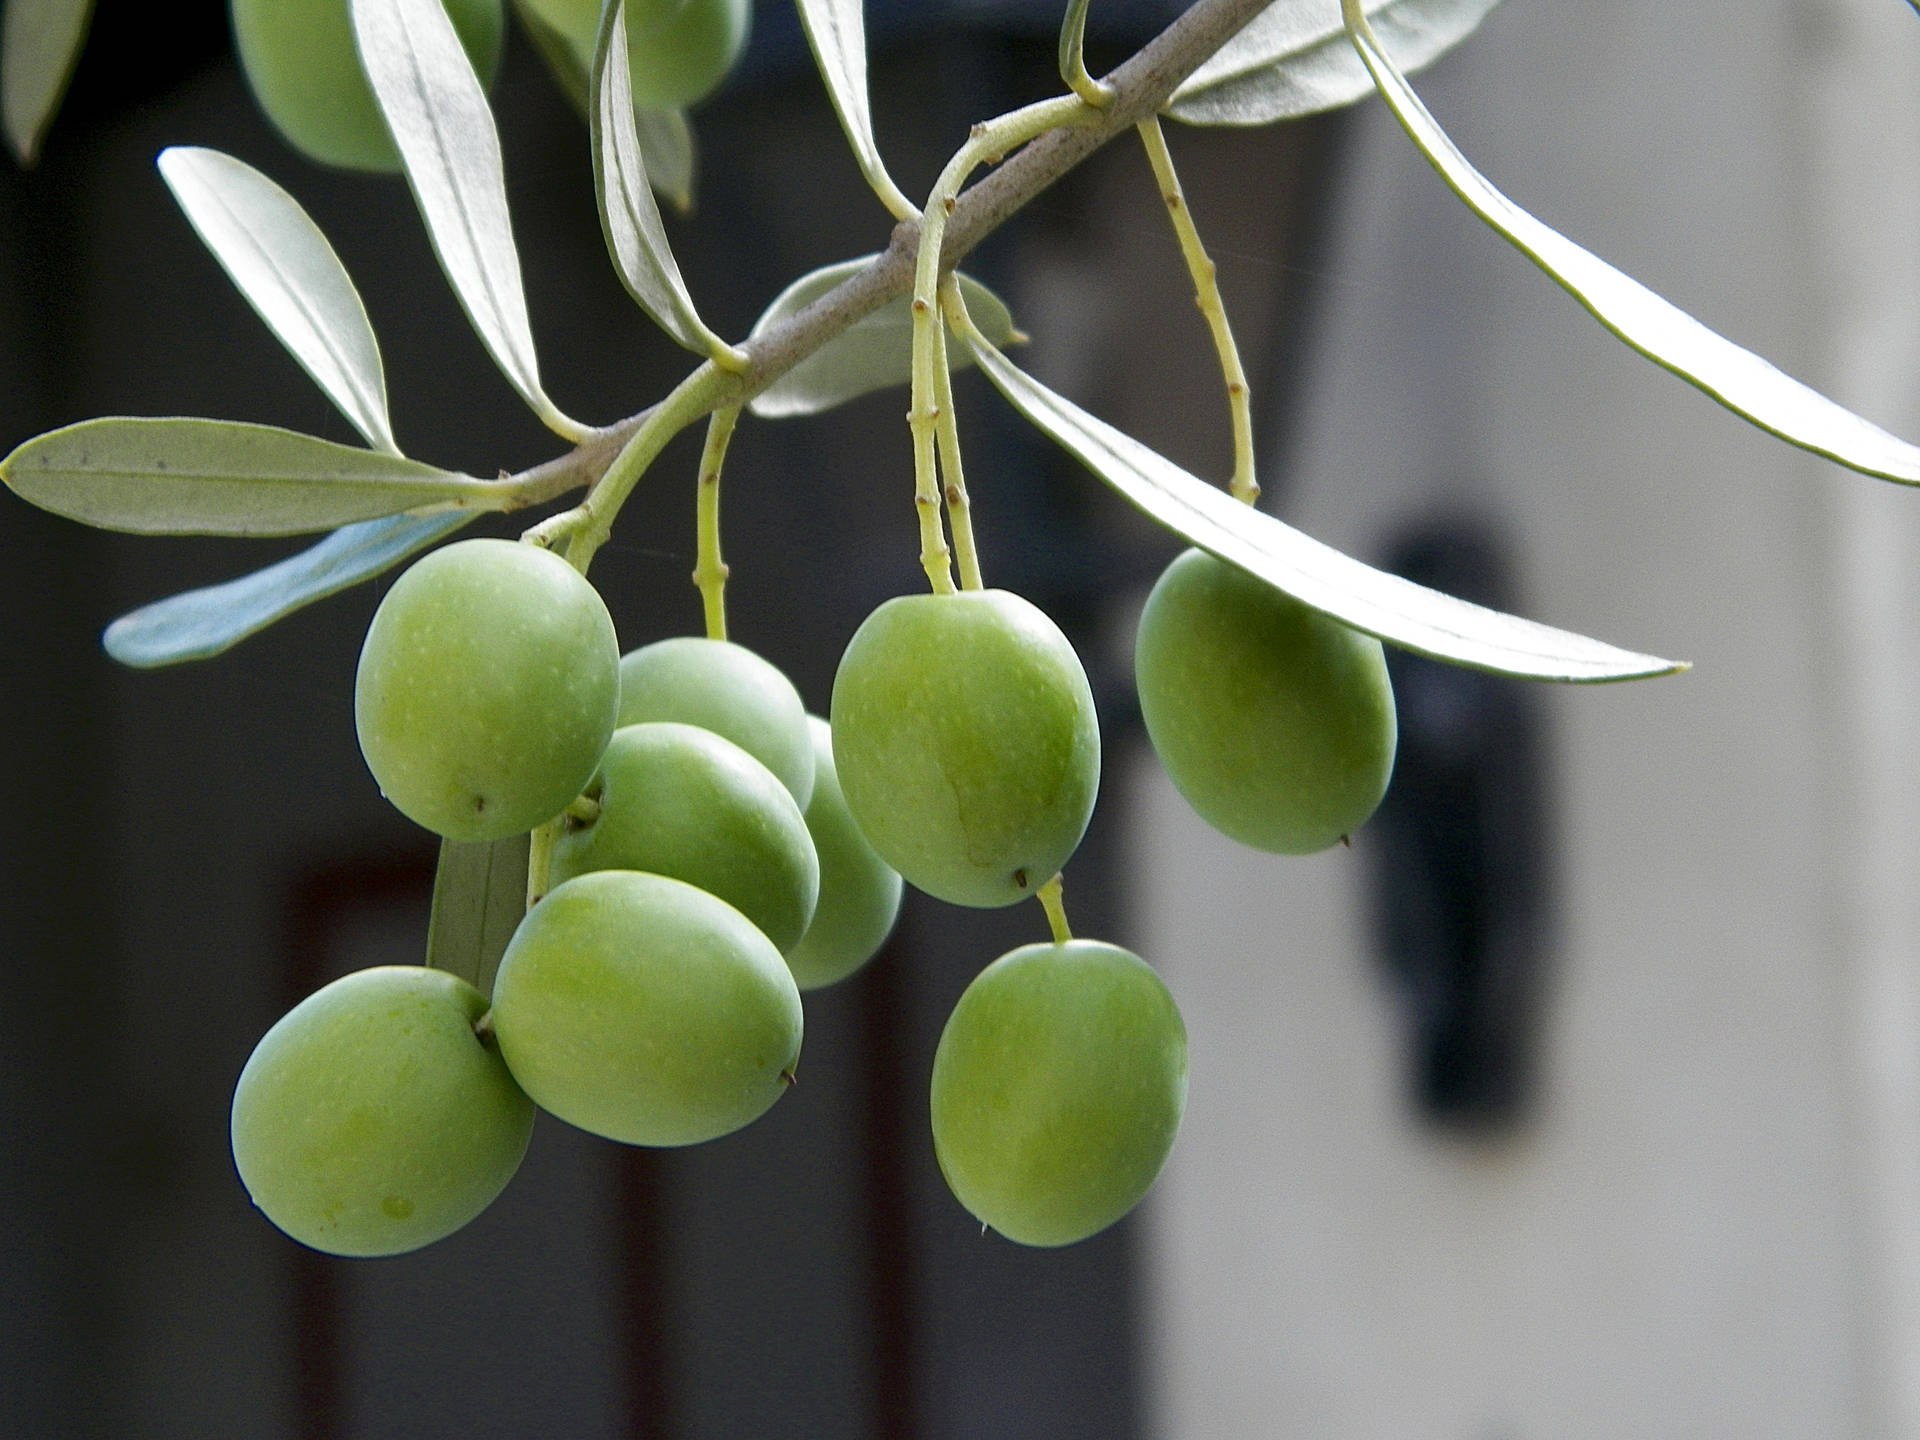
[351,0,582,439]
[964,333,1683,683]
[2,0,93,164]
[2,417,501,536]
[1348,10,1920,487]
[426,834,531,995]
[159,147,398,456]
[102,510,471,668]
[591,0,722,353]
[746,259,1019,419]
[792,0,916,219]
[1170,0,1501,126]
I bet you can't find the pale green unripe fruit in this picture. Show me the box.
[624,0,752,109]
[785,717,903,989]
[550,722,819,953]
[1134,548,1396,854]
[231,966,534,1257]
[931,941,1187,1248]
[355,538,620,843]
[830,590,1100,909]
[231,0,505,173]
[616,637,814,807]
[490,871,803,1146]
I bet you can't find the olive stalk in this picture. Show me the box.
[933,274,985,591]
[909,95,1093,593]
[1038,874,1073,944]
[693,405,740,639]
[1136,114,1257,505]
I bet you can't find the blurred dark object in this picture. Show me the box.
[1366,516,1556,1131]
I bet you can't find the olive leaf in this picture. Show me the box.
[792,0,916,218]
[632,104,694,216]
[102,510,472,668]
[351,0,584,439]
[963,332,1683,683]
[511,0,696,211]
[1,417,501,536]
[746,260,1019,419]
[1348,7,1920,487]
[2,0,93,164]
[159,147,399,457]
[426,833,530,995]
[592,0,725,353]
[1169,0,1502,126]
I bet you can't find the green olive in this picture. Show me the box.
[829,589,1100,909]
[551,722,819,953]
[231,966,534,1256]
[489,870,804,1146]
[784,716,903,990]
[616,636,814,807]
[930,941,1187,1247]
[623,0,752,109]
[231,0,506,173]
[355,538,620,843]
[1134,548,1396,854]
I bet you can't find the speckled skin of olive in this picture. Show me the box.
[231,0,505,172]
[616,637,814,807]
[930,941,1187,1248]
[623,0,752,109]
[1134,548,1396,854]
[784,717,903,989]
[231,966,534,1257]
[550,722,819,953]
[829,590,1100,909]
[489,871,804,1147]
[355,539,620,843]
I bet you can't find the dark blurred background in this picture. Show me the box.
[0,2,1360,1435]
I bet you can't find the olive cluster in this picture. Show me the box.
[231,537,1396,1257]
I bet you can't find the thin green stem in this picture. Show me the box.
[1059,0,1115,108]
[526,818,559,910]
[911,94,1093,595]
[564,794,601,827]
[693,405,740,640]
[933,276,984,591]
[1137,115,1257,505]
[521,361,730,576]
[1038,874,1073,944]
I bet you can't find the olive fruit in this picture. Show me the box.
[231,966,534,1257]
[623,0,752,109]
[616,636,814,807]
[1134,547,1396,854]
[784,717,903,990]
[930,941,1187,1248]
[830,589,1099,909]
[231,0,506,173]
[355,538,620,843]
[489,871,803,1146]
[551,722,819,953]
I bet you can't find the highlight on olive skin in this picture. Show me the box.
[354,538,620,844]
[230,966,535,1257]
[830,589,1101,909]
[930,940,1188,1248]
[230,0,506,172]
[1134,547,1397,855]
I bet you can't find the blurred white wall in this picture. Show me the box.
[1134,0,1920,1435]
